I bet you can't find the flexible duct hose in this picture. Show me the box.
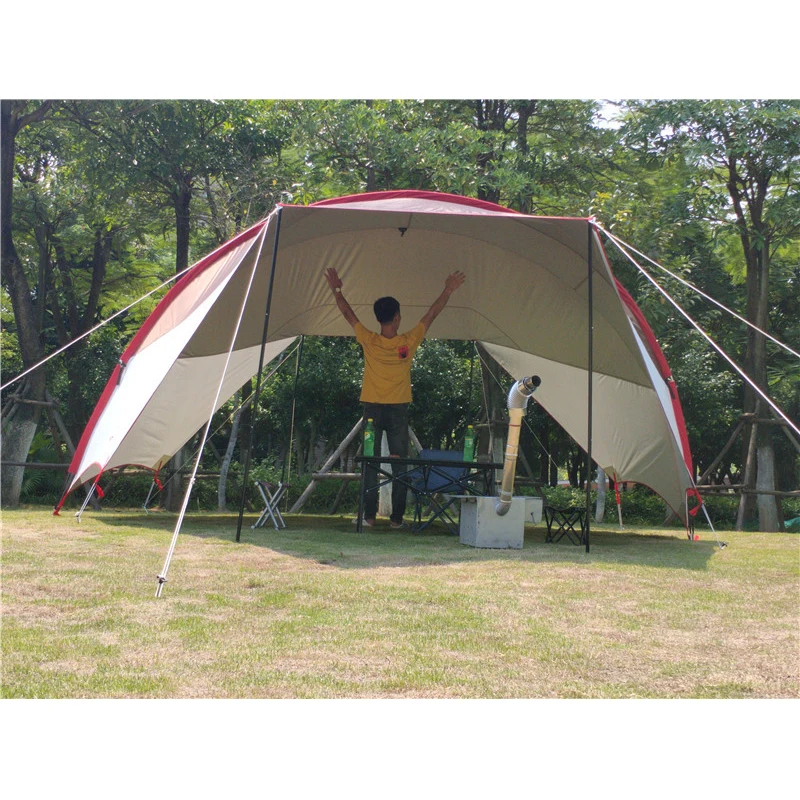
[495,375,541,516]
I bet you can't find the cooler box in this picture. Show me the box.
[459,496,525,549]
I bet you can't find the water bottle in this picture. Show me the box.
[363,418,375,457]
[463,424,475,462]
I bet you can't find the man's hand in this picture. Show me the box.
[325,267,343,292]
[421,270,466,331]
[325,267,358,328]
[444,270,466,296]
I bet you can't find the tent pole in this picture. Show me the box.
[236,207,284,543]
[585,221,593,553]
[283,334,305,487]
[156,220,272,596]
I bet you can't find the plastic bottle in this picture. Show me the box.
[363,418,375,457]
[463,424,475,462]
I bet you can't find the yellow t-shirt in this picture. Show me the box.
[355,321,426,404]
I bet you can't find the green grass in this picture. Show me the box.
[2,507,798,699]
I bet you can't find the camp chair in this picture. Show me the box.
[409,449,467,534]
[251,480,288,530]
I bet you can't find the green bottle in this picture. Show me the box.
[363,418,375,457]
[463,424,475,462]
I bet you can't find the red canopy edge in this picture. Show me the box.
[615,280,694,476]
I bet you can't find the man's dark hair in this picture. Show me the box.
[373,296,400,324]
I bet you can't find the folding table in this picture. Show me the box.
[355,454,501,534]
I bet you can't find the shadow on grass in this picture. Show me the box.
[94,510,720,572]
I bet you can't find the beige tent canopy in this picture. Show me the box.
[56,190,696,530]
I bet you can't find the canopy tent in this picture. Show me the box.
[55,190,697,529]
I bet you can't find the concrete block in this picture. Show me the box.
[525,496,543,524]
[459,496,525,549]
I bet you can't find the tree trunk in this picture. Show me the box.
[752,244,779,532]
[237,379,253,462]
[549,457,558,488]
[1,378,46,504]
[729,162,779,532]
[595,467,607,523]
[218,396,242,511]
[756,430,780,531]
[293,430,306,476]
[164,180,194,511]
[174,179,192,280]
[475,343,509,465]
[1,101,53,506]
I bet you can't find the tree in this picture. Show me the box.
[2,101,56,505]
[622,100,800,530]
[1,101,175,507]
[61,100,289,508]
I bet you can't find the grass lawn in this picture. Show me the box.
[2,506,797,700]
[3,506,797,797]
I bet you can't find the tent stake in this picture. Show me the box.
[236,207,284,542]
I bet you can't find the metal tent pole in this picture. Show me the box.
[585,221,593,553]
[236,207,284,542]
[75,482,97,521]
[282,334,305,487]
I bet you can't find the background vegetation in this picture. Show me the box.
[2,100,798,527]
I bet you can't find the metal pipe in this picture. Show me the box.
[495,375,541,516]
[586,220,594,553]
[236,208,283,543]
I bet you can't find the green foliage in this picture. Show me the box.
[540,484,680,526]
[410,339,479,449]
[18,432,65,504]
[0,286,23,389]
[252,336,364,473]
[538,483,800,530]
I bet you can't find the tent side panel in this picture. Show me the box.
[480,342,694,521]
[54,224,268,510]
[100,339,296,477]
[615,281,694,474]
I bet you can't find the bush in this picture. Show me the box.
[541,484,684,527]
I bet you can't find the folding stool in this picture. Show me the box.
[251,480,288,530]
[544,505,587,545]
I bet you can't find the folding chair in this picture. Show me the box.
[251,480,288,530]
[409,450,467,534]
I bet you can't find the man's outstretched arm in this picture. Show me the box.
[325,267,359,328]
[420,270,466,331]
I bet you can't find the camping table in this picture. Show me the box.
[355,456,502,534]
